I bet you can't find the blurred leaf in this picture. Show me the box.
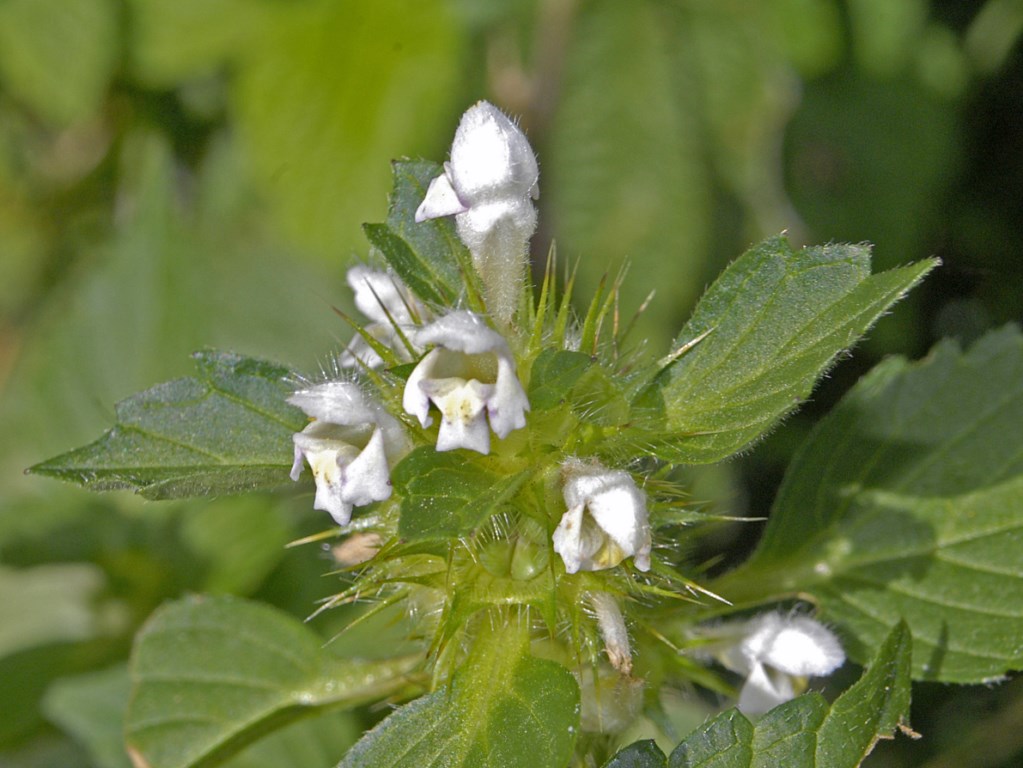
[29,350,303,499]
[627,237,934,464]
[394,447,533,540]
[130,0,462,258]
[716,326,1023,682]
[339,626,578,768]
[125,595,420,768]
[0,563,107,657]
[0,0,117,124]
[43,665,133,768]
[668,622,911,767]
[550,0,710,348]
[0,563,123,746]
[0,132,340,498]
[363,160,468,306]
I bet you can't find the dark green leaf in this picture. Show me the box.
[29,350,304,500]
[528,349,593,410]
[816,621,912,766]
[362,160,470,306]
[668,623,911,767]
[669,709,753,768]
[125,595,420,768]
[603,739,667,768]
[339,626,578,768]
[718,326,1023,681]
[394,447,533,540]
[630,236,934,463]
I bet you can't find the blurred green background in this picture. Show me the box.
[0,0,1020,765]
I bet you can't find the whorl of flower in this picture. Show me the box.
[714,612,845,716]
[552,459,652,574]
[289,381,409,526]
[340,266,425,369]
[402,310,529,455]
[414,101,539,323]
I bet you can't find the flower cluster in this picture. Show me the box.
[286,99,847,734]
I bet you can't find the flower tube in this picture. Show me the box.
[415,101,539,323]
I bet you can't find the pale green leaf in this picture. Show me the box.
[394,447,533,540]
[125,595,420,768]
[717,326,1023,682]
[339,626,578,768]
[0,0,117,123]
[668,622,911,767]
[29,350,304,500]
[629,236,934,464]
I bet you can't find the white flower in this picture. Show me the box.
[340,266,425,369]
[289,381,409,526]
[402,311,529,454]
[552,459,652,574]
[414,101,539,323]
[714,612,845,716]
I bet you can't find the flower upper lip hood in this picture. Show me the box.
[402,310,529,455]
[414,100,538,224]
[289,381,409,526]
[414,101,539,324]
[714,612,845,716]
[552,459,653,574]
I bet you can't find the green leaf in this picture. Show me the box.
[125,595,420,768]
[339,625,578,768]
[630,236,934,463]
[816,621,913,765]
[394,447,533,540]
[363,160,471,307]
[528,349,593,410]
[0,0,117,124]
[603,739,667,768]
[668,622,911,767]
[714,326,1023,682]
[28,350,305,500]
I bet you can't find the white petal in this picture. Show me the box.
[402,348,438,428]
[759,616,845,677]
[420,377,493,454]
[288,381,374,425]
[413,311,508,356]
[346,266,418,326]
[448,101,538,205]
[487,354,530,439]
[552,503,591,574]
[415,172,469,222]
[562,463,652,572]
[737,662,794,716]
[339,427,393,506]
